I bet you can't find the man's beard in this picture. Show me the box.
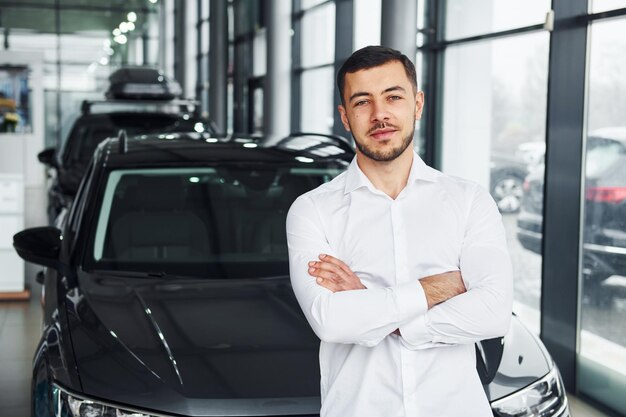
[353,123,415,162]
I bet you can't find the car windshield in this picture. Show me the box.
[85,164,344,279]
[63,114,208,166]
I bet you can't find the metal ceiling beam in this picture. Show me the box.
[0,1,154,13]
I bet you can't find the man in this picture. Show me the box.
[286,46,513,417]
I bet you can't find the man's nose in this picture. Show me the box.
[371,100,391,122]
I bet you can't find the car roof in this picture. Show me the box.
[96,132,355,168]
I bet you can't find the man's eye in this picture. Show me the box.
[354,100,368,107]
[389,95,402,101]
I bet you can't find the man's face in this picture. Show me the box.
[338,61,424,162]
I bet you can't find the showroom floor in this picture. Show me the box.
[0,286,614,417]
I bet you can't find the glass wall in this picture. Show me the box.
[435,0,626,413]
[578,16,626,415]
[439,3,550,335]
[591,0,626,12]
[445,0,550,40]
[297,1,335,134]
[301,67,335,134]
[2,1,160,148]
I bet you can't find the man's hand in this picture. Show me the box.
[308,254,366,293]
[419,271,466,309]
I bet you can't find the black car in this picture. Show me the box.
[16,132,569,417]
[517,127,626,297]
[38,67,216,225]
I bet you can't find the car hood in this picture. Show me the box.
[66,272,321,416]
[65,272,551,415]
[482,314,552,402]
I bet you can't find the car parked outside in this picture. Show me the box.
[488,142,546,214]
[490,152,529,214]
[37,66,216,225]
[517,127,626,300]
[15,132,569,417]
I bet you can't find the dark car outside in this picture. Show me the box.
[37,67,215,225]
[15,132,569,417]
[517,127,626,301]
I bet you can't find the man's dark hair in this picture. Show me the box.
[336,45,418,105]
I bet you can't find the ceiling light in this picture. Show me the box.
[149,0,158,3]
[127,12,137,22]
[127,22,135,31]
[119,22,129,33]
[99,57,109,65]
[112,28,121,36]
[114,35,128,45]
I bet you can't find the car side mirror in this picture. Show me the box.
[38,148,57,167]
[13,227,62,270]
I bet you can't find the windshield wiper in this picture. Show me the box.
[89,270,292,281]
[89,270,200,280]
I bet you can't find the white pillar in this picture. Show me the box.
[184,0,198,99]
[264,0,292,137]
[159,0,175,76]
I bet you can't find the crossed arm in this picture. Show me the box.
[308,255,466,337]
[308,254,466,310]
[286,187,513,348]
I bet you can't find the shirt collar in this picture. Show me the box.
[344,150,438,195]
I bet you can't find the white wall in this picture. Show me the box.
[0,51,47,291]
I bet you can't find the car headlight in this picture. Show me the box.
[491,366,568,417]
[52,383,160,417]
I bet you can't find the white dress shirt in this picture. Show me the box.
[286,151,513,417]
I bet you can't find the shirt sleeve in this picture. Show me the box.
[287,194,428,347]
[398,184,513,349]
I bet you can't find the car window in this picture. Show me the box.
[85,164,344,279]
[68,160,95,234]
[586,137,625,178]
[63,114,208,166]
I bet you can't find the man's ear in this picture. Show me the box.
[414,91,425,121]
[338,105,351,132]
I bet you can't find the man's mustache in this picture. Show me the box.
[367,122,399,135]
